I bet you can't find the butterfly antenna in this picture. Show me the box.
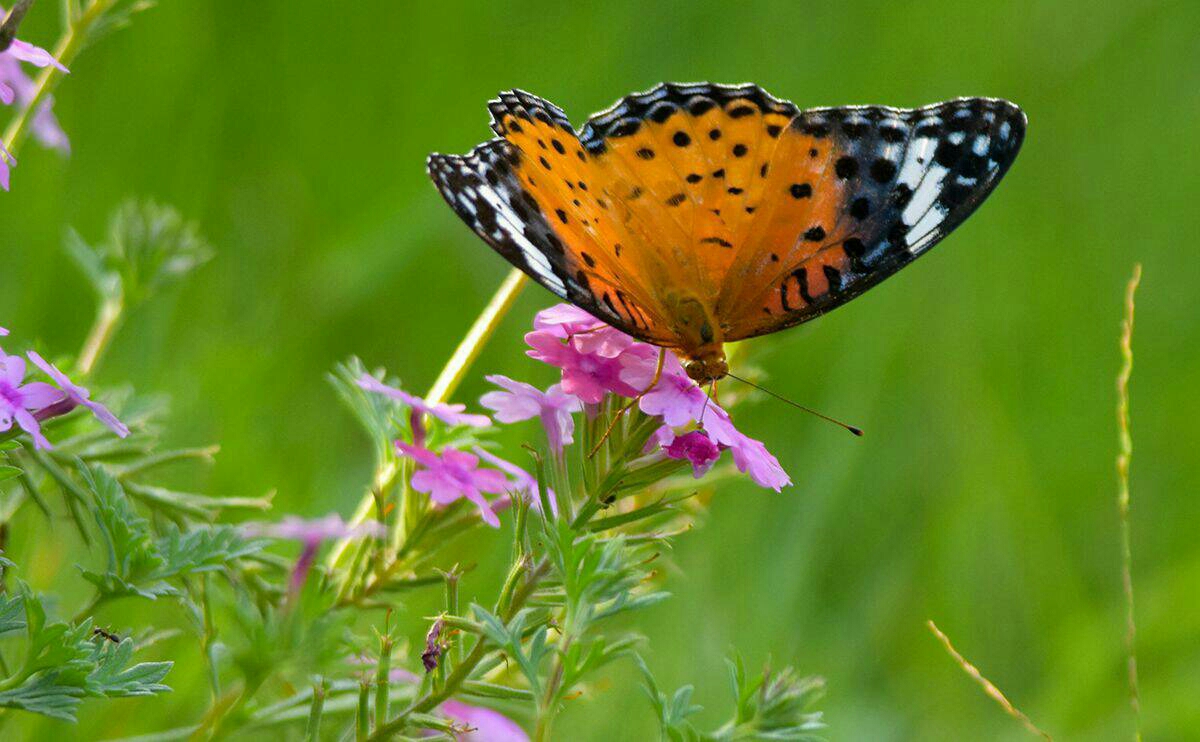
[698,380,715,429]
[725,372,864,437]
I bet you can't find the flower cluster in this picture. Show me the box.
[0,8,69,190]
[356,374,543,527]
[356,304,789,533]
[522,304,790,490]
[0,326,128,448]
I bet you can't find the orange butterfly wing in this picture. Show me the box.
[429,84,1025,357]
[716,97,1026,340]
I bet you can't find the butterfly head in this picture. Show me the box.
[683,348,728,384]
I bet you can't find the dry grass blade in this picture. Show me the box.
[1116,263,1142,740]
[926,620,1053,741]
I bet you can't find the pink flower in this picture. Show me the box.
[480,375,581,452]
[244,514,385,593]
[396,442,508,527]
[374,666,528,741]
[0,18,70,191]
[729,432,791,491]
[532,304,603,338]
[357,374,490,428]
[26,350,128,437]
[442,699,528,741]
[474,445,557,516]
[0,351,62,449]
[525,330,642,403]
[662,429,722,478]
[246,513,386,544]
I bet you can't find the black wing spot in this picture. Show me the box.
[790,183,812,199]
[834,157,858,179]
[673,131,691,147]
[869,159,897,183]
[665,192,687,206]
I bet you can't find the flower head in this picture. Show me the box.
[244,514,385,593]
[532,304,602,338]
[526,330,644,403]
[442,699,529,741]
[729,431,791,491]
[0,19,70,191]
[0,351,62,449]
[662,429,722,478]
[396,442,508,527]
[473,445,557,516]
[480,375,581,452]
[357,374,490,428]
[26,351,128,437]
[246,513,386,545]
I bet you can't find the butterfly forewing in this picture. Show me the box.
[719,97,1026,340]
[428,95,671,343]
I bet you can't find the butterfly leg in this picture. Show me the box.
[589,347,666,457]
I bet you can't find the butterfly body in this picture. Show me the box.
[429,83,1025,381]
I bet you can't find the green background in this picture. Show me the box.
[3,0,1199,738]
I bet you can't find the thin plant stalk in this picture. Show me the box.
[1116,263,1142,741]
[2,0,119,156]
[926,620,1052,741]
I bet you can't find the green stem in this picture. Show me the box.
[533,635,572,742]
[2,0,118,157]
[78,295,123,377]
[367,559,548,742]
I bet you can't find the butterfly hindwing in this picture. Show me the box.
[720,97,1026,340]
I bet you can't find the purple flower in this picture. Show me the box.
[244,514,386,593]
[441,699,528,741]
[473,445,557,516]
[532,304,603,339]
[525,330,644,403]
[0,352,62,449]
[373,665,528,741]
[26,351,128,437]
[357,374,490,428]
[396,442,508,527]
[729,432,791,491]
[0,25,70,191]
[662,429,722,478]
[480,375,581,452]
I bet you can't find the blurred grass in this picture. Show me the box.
[2,0,1200,738]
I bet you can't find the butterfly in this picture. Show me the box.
[428,83,1025,383]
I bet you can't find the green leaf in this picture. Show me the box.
[0,464,22,482]
[0,592,26,637]
[86,640,172,698]
[153,523,263,579]
[0,672,85,721]
[66,199,212,307]
[82,466,165,584]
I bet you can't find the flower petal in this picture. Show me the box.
[6,40,69,72]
